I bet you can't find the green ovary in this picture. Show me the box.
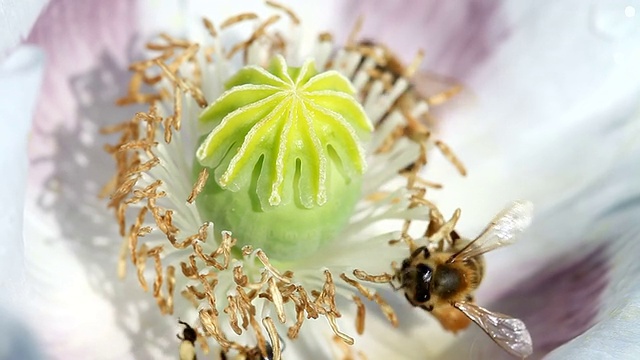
[194,157,362,259]
[194,55,372,260]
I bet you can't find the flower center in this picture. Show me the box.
[194,55,372,260]
[104,4,471,357]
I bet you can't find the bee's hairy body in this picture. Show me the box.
[399,241,484,314]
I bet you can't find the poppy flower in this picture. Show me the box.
[1,0,639,359]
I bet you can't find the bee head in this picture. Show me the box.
[177,320,197,343]
[412,263,434,303]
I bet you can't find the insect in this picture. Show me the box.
[394,200,534,358]
[219,334,285,360]
[177,320,198,360]
[219,344,272,360]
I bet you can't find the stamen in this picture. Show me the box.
[134,244,149,291]
[373,293,398,327]
[268,277,287,323]
[224,295,243,335]
[198,274,219,312]
[187,168,209,204]
[435,140,467,176]
[159,33,192,48]
[250,315,269,358]
[404,49,425,78]
[105,4,467,356]
[226,15,281,59]
[196,329,211,355]
[263,317,282,360]
[428,208,461,245]
[233,266,248,287]
[256,250,291,284]
[340,273,398,328]
[266,0,300,24]
[353,269,393,283]
[353,296,366,335]
[155,59,207,107]
[287,295,305,339]
[200,309,233,349]
[220,13,259,29]
[347,16,364,47]
[117,236,128,279]
[340,274,375,300]
[327,315,354,345]
[202,18,217,37]
[241,245,254,256]
[235,286,255,331]
[332,335,369,360]
[427,84,463,106]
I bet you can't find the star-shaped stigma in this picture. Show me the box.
[196,55,372,210]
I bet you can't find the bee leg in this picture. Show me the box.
[450,231,461,247]
[389,272,402,291]
[389,281,402,291]
[420,304,434,312]
[389,262,402,291]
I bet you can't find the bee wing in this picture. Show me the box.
[450,200,533,262]
[454,301,533,358]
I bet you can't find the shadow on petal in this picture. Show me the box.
[26,34,185,359]
[438,244,608,360]
[336,0,509,79]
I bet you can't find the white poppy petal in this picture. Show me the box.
[326,1,640,359]
[21,0,184,358]
[15,0,640,359]
[441,147,640,359]
[0,0,48,53]
[544,232,640,359]
[0,45,43,307]
[332,0,640,226]
[0,44,44,359]
[334,0,509,78]
[0,309,42,360]
[541,146,640,359]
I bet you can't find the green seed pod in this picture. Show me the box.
[195,55,372,260]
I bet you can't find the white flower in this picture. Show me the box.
[0,44,44,360]
[1,0,640,359]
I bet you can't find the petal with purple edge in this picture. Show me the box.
[11,0,640,358]
[328,0,640,358]
[21,0,183,358]
[0,0,48,53]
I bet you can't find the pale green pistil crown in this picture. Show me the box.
[195,55,372,260]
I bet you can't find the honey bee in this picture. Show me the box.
[395,201,534,358]
[177,320,198,360]
[219,334,285,360]
[219,344,273,360]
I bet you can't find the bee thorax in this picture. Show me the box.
[432,265,463,299]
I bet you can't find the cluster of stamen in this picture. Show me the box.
[103,2,464,357]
